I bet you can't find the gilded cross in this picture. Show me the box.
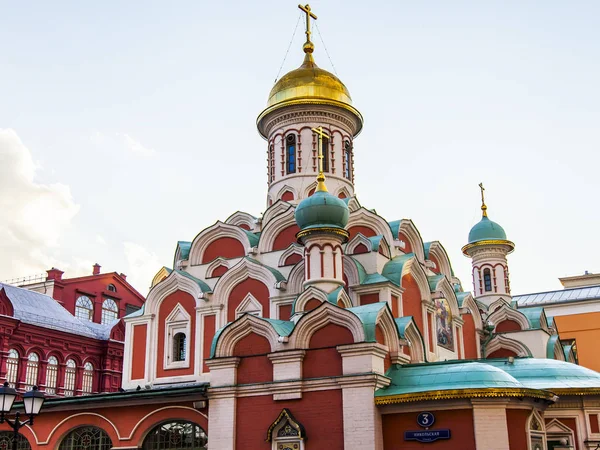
[479,182,488,217]
[298,4,318,45]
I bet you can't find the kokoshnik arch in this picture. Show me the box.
[4,4,600,450]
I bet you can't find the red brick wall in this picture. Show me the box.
[304,298,321,312]
[235,390,344,450]
[281,190,294,201]
[391,295,399,317]
[348,225,377,241]
[462,313,478,359]
[157,291,196,378]
[131,324,147,380]
[495,320,522,332]
[590,414,600,434]
[202,315,216,373]
[428,254,441,274]
[382,409,475,449]
[360,293,379,306]
[210,265,228,278]
[273,225,301,251]
[202,237,245,263]
[303,323,353,379]
[284,253,302,266]
[376,325,391,372]
[279,304,292,321]
[398,233,413,253]
[353,243,369,254]
[506,409,530,450]
[233,333,273,385]
[227,278,270,322]
[401,274,423,336]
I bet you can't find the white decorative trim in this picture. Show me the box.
[278,244,304,267]
[397,219,425,262]
[375,306,401,356]
[426,241,453,280]
[258,207,297,253]
[485,334,531,357]
[290,302,365,348]
[487,304,530,331]
[328,288,353,309]
[215,315,280,358]
[144,270,205,317]
[346,208,395,245]
[151,267,171,288]
[286,261,305,295]
[262,200,294,226]
[276,184,298,202]
[205,257,231,278]
[347,197,361,212]
[401,256,431,304]
[235,293,263,318]
[304,181,318,198]
[189,221,253,265]
[335,186,351,199]
[225,211,257,231]
[293,286,329,313]
[430,276,461,318]
[345,233,372,255]
[164,303,191,370]
[403,319,426,362]
[461,293,484,331]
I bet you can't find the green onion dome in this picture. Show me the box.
[468,216,507,244]
[295,190,349,231]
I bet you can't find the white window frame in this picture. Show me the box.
[164,303,191,370]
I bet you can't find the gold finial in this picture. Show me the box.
[479,182,488,217]
[298,4,317,58]
[312,126,330,192]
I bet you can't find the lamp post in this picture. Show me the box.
[0,382,45,450]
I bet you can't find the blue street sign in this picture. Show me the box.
[417,412,435,428]
[405,429,451,443]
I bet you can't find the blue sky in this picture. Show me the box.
[1,1,599,294]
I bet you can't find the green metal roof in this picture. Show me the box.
[346,302,389,342]
[388,220,401,239]
[376,361,525,398]
[519,306,545,330]
[245,257,285,282]
[241,229,259,247]
[326,286,345,305]
[295,190,349,230]
[381,254,415,286]
[177,241,191,260]
[485,358,600,392]
[456,292,471,308]
[468,216,507,244]
[546,335,560,359]
[367,235,385,252]
[428,274,445,292]
[362,273,393,286]
[394,317,413,339]
[345,257,367,284]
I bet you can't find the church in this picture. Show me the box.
[4,5,600,450]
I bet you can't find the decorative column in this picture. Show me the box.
[206,357,240,450]
[471,399,511,450]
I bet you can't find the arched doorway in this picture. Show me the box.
[58,426,112,450]
[142,421,208,449]
[0,432,31,450]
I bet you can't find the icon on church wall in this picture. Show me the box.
[435,299,454,351]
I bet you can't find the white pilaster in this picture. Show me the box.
[471,399,510,450]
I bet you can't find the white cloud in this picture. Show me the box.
[122,133,156,157]
[124,242,160,294]
[95,234,107,245]
[0,129,80,278]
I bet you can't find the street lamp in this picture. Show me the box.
[0,382,45,450]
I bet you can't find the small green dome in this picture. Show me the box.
[295,190,349,230]
[468,216,507,244]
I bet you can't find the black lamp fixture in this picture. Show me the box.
[0,382,45,450]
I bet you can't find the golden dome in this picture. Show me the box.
[267,53,353,107]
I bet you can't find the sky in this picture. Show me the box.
[1,1,599,296]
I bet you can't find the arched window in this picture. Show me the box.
[75,296,94,322]
[286,134,296,174]
[101,299,118,325]
[0,432,31,450]
[58,426,112,450]
[24,352,39,390]
[322,135,330,172]
[483,269,492,292]
[107,284,117,292]
[82,362,94,394]
[173,333,187,362]
[45,356,59,395]
[142,421,208,450]
[344,140,352,179]
[5,349,19,388]
[64,359,76,397]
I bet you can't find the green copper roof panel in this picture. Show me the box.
[367,235,384,252]
[345,257,367,284]
[326,287,344,305]
[376,361,524,398]
[428,274,445,292]
[546,335,560,359]
[362,273,393,286]
[485,358,600,390]
[456,292,470,308]
[245,257,285,282]
[519,306,545,329]
[174,269,212,293]
[468,216,507,244]
[347,302,389,342]
[394,317,413,339]
[241,230,259,247]
[261,318,295,337]
[388,220,401,239]
[381,254,414,286]
[177,241,191,260]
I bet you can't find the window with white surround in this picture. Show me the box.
[75,296,94,322]
[164,304,191,370]
[64,359,76,396]
[24,353,39,390]
[82,362,94,394]
[45,356,58,395]
[101,298,118,324]
[5,349,19,388]
[235,293,263,318]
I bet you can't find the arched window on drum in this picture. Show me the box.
[142,421,208,450]
[286,134,296,174]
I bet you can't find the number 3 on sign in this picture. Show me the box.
[417,412,435,428]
